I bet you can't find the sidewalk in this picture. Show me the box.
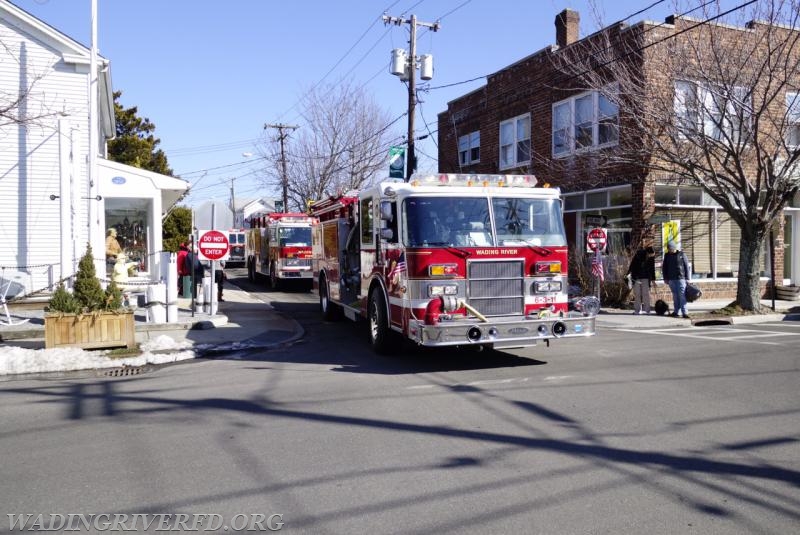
[596,297,800,329]
[0,282,304,355]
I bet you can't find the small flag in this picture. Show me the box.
[591,251,604,281]
[388,252,406,279]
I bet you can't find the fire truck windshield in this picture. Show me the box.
[492,197,567,246]
[403,196,566,248]
[404,197,492,247]
[278,227,312,246]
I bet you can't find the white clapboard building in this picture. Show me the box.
[0,1,188,299]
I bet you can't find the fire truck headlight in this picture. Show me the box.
[428,284,458,297]
[534,281,562,293]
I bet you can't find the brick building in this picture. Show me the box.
[437,8,800,300]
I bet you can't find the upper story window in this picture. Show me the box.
[499,114,530,169]
[458,131,480,165]
[552,87,619,157]
[787,92,800,147]
[675,80,751,143]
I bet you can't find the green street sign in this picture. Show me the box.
[389,146,405,179]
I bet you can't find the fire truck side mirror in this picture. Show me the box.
[380,228,394,241]
[379,201,394,222]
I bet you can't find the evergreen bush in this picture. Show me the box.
[47,244,127,314]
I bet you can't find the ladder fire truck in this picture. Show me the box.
[245,212,316,290]
[309,173,599,354]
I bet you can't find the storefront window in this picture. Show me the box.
[586,191,607,209]
[655,185,677,204]
[609,185,631,206]
[680,187,703,205]
[105,198,151,272]
[564,194,584,211]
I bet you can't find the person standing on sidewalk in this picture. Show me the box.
[627,244,656,314]
[662,240,692,318]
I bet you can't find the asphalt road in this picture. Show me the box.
[0,269,797,534]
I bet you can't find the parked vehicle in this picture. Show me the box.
[245,213,315,290]
[309,173,599,354]
[226,229,247,267]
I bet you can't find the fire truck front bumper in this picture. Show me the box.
[408,312,596,349]
[277,268,313,280]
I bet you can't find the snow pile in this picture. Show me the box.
[0,335,196,376]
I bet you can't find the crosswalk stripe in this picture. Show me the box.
[613,328,785,346]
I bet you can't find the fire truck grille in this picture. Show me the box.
[467,260,525,316]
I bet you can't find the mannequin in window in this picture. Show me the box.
[106,228,122,271]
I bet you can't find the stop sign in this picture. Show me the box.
[198,229,230,261]
[586,227,607,252]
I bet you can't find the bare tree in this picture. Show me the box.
[257,82,396,212]
[1,39,58,128]
[552,0,800,311]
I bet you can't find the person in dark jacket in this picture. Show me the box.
[215,261,226,301]
[184,248,206,299]
[627,244,656,314]
[662,240,692,318]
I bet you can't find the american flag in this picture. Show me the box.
[388,252,406,279]
[591,251,604,281]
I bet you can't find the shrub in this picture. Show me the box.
[569,246,632,308]
[47,283,81,314]
[48,244,126,314]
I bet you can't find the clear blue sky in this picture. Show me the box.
[10,0,750,207]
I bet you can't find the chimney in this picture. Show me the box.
[555,9,580,47]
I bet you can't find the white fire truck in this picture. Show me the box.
[226,229,247,267]
[245,213,316,290]
[309,173,599,354]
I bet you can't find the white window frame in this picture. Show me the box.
[551,85,619,158]
[499,113,531,170]
[674,80,752,142]
[787,91,800,148]
[458,130,481,165]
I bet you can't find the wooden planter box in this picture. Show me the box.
[45,311,135,350]
[775,285,800,301]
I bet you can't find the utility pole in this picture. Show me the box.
[229,177,236,227]
[383,13,440,181]
[264,123,298,211]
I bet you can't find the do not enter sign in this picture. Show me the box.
[586,227,607,252]
[198,229,230,261]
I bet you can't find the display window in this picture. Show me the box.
[105,198,151,273]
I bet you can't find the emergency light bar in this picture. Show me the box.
[409,173,538,188]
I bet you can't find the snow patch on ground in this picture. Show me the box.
[0,335,196,376]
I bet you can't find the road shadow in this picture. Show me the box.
[227,298,547,374]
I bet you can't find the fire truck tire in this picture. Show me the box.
[368,290,392,354]
[319,275,341,321]
[269,263,280,290]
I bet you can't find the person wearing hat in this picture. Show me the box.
[662,240,692,318]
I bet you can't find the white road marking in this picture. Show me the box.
[612,328,789,346]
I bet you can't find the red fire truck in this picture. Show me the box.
[309,173,598,354]
[245,213,316,290]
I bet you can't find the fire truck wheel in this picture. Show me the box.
[270,263,280,290]
[369,290,392,354]
[319,275,341,321]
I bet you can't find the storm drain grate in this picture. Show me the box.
[103,366,147,377]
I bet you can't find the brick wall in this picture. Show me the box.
[436,10,799,302]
